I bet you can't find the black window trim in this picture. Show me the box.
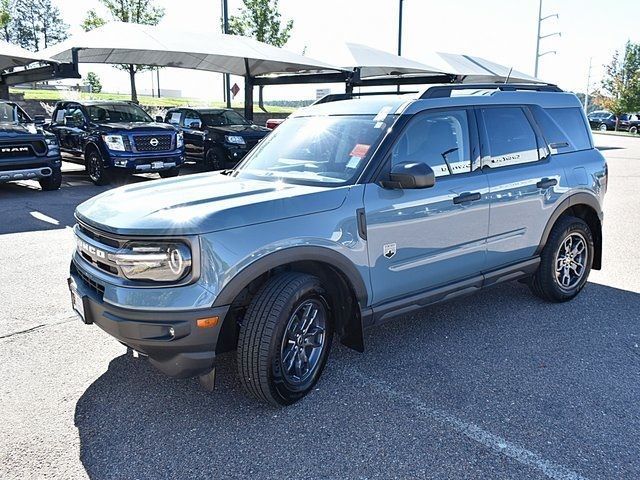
[369,106,483,185]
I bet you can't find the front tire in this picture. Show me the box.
[204,147,225,171]
[598,123,608,132]
[86,149,110,186]
[630,126,638,135]
[38,167,62,191]
[529,216,594,302]
[237,272,333,406]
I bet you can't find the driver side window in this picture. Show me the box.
[392,109,472,177]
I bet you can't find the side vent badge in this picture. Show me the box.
[383,243,396,259]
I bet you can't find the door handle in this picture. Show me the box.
[452,192,481,204]
[536,178,558,189]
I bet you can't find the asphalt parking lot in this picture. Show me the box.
[1,134,639,479]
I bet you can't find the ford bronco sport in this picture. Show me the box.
[0,100,62,190]
[68,84,607,406]
[47,101,184,185]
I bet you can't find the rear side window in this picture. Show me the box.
[532,106,591,153]
[481,107,539,168]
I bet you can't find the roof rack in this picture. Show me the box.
[419,83,563,99]
[313,90,418,105]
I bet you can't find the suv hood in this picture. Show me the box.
[96,122,176,133]
[76,173,349,236]
[0,122,43,137]
[207,124,270,136]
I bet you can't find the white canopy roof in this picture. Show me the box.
[0,40,56,71]
[40,22,341,77]
[309,42,447,78]
[436,52,541,84]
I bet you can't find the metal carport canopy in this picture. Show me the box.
[0,40,57,71]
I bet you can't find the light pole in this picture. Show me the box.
[221,0,231,108]
[584,57,593,113]
[534,0,560,78]
[397,0,404,92]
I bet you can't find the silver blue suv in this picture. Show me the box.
[67,84,607,406]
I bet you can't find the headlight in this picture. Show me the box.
[176,131,184,148]
[225,135,246,145]
[102,134,126,151]
[45,136,58,146]
[110,241,192,282]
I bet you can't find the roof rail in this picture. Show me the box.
[313,90,419,105]
[419,83,563,99]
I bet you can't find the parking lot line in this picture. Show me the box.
[352,369,589,480]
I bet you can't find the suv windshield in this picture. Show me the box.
[233,114,393,186]
[201,110,249,126]
[86,104,153,123]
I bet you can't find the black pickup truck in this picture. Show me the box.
[0,100,62,191]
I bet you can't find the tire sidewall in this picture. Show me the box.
[86,150,108,185]
[542,218,594,301]
[204,147,224,171]
[267,281,333,404]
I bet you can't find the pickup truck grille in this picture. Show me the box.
[133,134,173,152]
[0,140,47,159]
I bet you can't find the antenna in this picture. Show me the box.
[504,67,513,84]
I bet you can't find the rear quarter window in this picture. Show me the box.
[533,107,592,153]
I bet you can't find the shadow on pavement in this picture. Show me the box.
[74,281,640,479]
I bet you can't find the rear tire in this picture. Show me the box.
[86,149,110,186]
[159,167,180,178]
[237,272,333,406]
[39,167,62,191]
[529,216,594,302]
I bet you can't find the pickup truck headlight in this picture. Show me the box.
[102,134,126,151]
[225,135,246,145]
[111,241,192,282]
[45,136,58,147]
[176,131,184,148]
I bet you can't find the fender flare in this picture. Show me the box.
[212,246,369,309]
[536,192,603,267]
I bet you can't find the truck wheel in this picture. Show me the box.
[630,126,638,135]
[598,123,608,132]
[204,147,224,171]
[86,149,110,186]
[159,167,180,178]
[39,167,62,191]
[237,272,333,406]
[529,216,594,303]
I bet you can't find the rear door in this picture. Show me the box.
[478,106,564,270]
[364,108,490,305]
[182,110,205,159]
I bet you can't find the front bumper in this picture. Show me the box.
[0,165,53,183]
[68,270,229,378]
[108,150,184,172]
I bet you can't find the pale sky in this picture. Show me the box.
[52,0,640,101]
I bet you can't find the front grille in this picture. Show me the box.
[78,223,121,248]
[133,134,172,152]
[76,267,105,296]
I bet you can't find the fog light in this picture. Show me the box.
[114,159,128,167]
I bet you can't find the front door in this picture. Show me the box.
[364,108,490,306]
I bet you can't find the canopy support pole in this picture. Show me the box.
[244,58,254,121]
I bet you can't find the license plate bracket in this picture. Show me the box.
[69,280,91,324]
[152,161,164,169]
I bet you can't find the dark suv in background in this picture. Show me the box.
[0,100,62,191]
[47,101,184,185]
[165,107,270,170]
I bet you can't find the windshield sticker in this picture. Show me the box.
[350,144,370,158]
[347,156,362,169]
[374,106,393,122]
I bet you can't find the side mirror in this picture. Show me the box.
[33,115,45,125]
[383,162,435,189]
[155,115,164,123]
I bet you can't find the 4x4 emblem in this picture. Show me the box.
[383,243,396,259]
[149,137,159,147]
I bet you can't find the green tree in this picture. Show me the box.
[84,71,102,93]
[229,0,293,111]
[9,0,68,51]
[82,0,165,103]
[601,41,640,130]
[0,0,11,42]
